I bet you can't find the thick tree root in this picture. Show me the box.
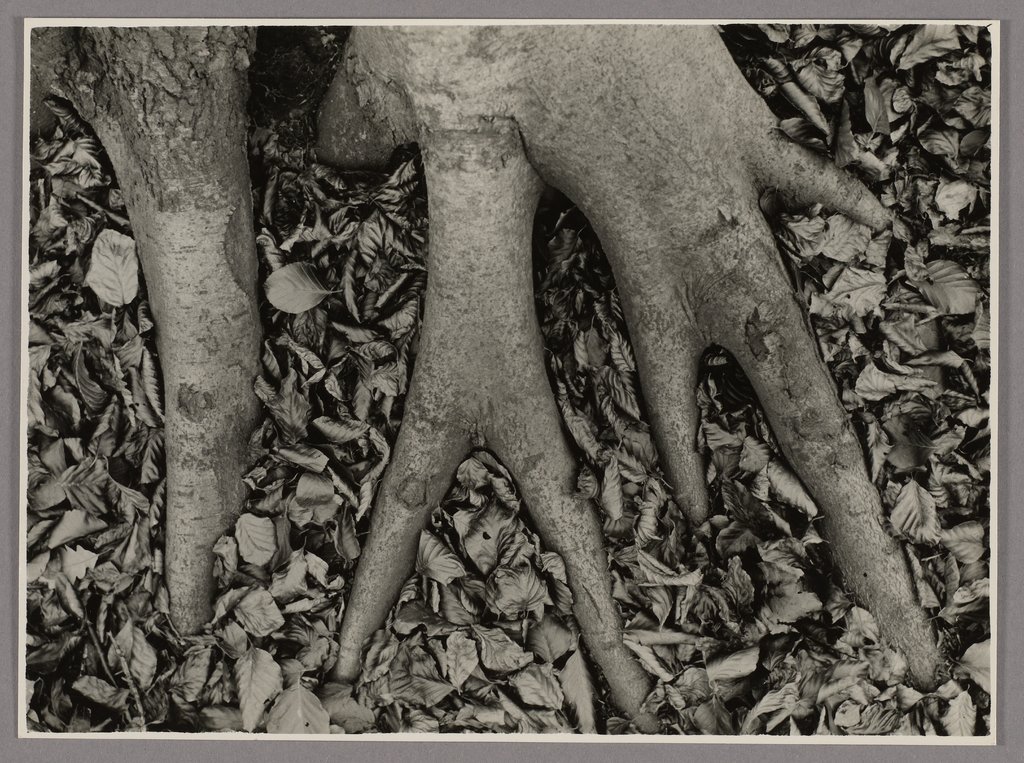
[707,209,946,688]
[50,28,264,633]
[319,24,946,721]
[330,126,659,732]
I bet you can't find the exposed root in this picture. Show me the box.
[708,219,945,688]
[331,126,660,731]
[55,28,264,634]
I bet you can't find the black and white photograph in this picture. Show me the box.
[21,19,996,741]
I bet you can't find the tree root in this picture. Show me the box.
[324,25,946,717]
[329,126,660,732]
[50,28,264,633]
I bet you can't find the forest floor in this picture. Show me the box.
[25,23,992,735]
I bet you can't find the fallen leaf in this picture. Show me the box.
[72,675,130,711]
[558,649,597,733]
[266,685,330,734]
[471,625,532,674]
[941,690,976,735]
[445,630,480,690]
[86,229,138,306]
[706,645,759,684]
[234,588,285,637]
[890,480,942,544]
[265,262,335,314]
[934,179,977,220]
[46,508,107,549]
[941,521,986,563]
[897,25,961,70]
[110,622,158,690]
[416,531,467,585]
[235,647,283,731]
[235,513,277,567]
[958,639,990,693]
[913,260,980,315]
[513,663,565,709]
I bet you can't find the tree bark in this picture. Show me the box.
[329,125,659,731]
[29,22,949,728]
[322,24,944,692]
[42,27,263,633]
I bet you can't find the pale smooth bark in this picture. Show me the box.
[39,27,263,633]
[321,25,945,700]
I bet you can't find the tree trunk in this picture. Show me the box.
[322,24,944,692]
[42,27,263,633]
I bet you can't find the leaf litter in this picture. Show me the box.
[26,23,991,735]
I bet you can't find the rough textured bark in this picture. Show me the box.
[39,27,263,633]
[321,24,945,700]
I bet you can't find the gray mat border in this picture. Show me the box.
[3,1,1019,761]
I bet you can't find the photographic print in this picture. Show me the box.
[22,20,995,740]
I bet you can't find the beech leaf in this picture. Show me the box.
[235,647,283,731]
[513,663,565,709]
[265,262,335,314]
[821,215,871,263]
[958,639,991,693]
[47,508,107,549]
[767,460,818,517]
[485,564,549,618]
[312,414,368,445]
[235,513,277,566]
[914,260,980,315]
[266,685,330,734]
[319,683,377,733]
[111,623,158,690]
[234,588,285,637]
[897,25,962,70]
[172,647,213,703]
[855,363,935,401]
[934,179,977,220]
[890,480,942,544]
[72,675,129,711]
[86,229,139,306]
[471,625,532,674]
[293,472,336,514]
[821,267,887,317]
[526,615,575,664]
[706,646,760,684]
[941,521,986,563]
[599,456,624,520]
[416,531,467,585]
[558,649,597,733]
[767,583,822,624]
[445,630,480,690]
[863,76,890,135]
[940,691,976,735]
